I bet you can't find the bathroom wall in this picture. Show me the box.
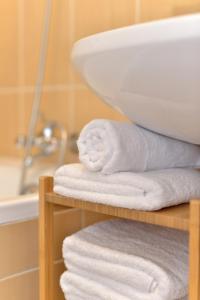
[0,0,200,157]
[0,208,109,300]
[0,209,82,300]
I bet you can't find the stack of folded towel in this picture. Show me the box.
[61,219,188,300]
[54,119,200,300]
[54,119,200,211]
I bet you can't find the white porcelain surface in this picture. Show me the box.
[72,14,200,144]
[0,157,54,224]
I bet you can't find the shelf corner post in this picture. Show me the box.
[189,199,200,300]
[39,176,54,300]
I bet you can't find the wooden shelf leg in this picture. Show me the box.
[39,176,54,300]
[189,200,200,300]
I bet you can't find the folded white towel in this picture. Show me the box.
[60,278,99,300]
[61,219,188,300]
[54,163,200,211]
[61,272,188,300]
[77,119,200,174]
[61,272,132,300]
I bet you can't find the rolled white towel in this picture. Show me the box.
[61,219,188,300]
[54,163,200,211]
[77,119,200,174]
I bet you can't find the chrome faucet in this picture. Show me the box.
[17,119,68,194]
[17,120,68,166]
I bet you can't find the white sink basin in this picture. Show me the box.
[72,14,200,144]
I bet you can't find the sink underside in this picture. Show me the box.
[72,14,200,144]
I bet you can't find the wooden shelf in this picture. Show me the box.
[40,177,200,300]
[46,192,190,231]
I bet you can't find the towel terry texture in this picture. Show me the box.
[61,219,188,300]
[54,163,200,211]
[77,119,200,174]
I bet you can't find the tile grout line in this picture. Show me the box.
[0,259,63,283]
[66,0,76,134]
[0,267,38,283]
[0,84,87,95]
[17,0,26,134]
[135,0,141,23]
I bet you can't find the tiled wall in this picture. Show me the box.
[0,208,110,300]
[0,209,82,300]
[1,0,200,157]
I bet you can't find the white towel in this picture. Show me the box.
[60,273,188,300]
[54,163,200,211]
[60,279,98,300]
[77,119,200,174]
[61,272,132,300]
[61,219,188,300]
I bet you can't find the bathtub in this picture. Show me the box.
[0,157,55,224]
[0,157,84,300]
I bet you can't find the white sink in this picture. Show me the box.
[72,14,200,144]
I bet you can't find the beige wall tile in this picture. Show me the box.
[19,97,33,135]
[0,97,20,156]
[40,92,69,128]
[0,2,19,86]
[0,95,34,157]
[0,262,65,300]
[0,209,82,279]
[22,0,45,86]
[18,0,71,86]
[140,0,200,22]
[0,270,38,300]
[173,0,200,15]
[73,0,136,40]
[0,218,38,280]
[22,0,74,86]
[140,0,174,21]
[16,92,70,136]
[44,0,72,86]
[73,88,128,133]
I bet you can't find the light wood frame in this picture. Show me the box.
[39,176,200,300]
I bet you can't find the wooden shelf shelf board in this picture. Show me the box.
[46,192,190,231]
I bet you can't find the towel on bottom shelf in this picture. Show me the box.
[54,163,200,211]
[61,273,188,300]
[77,119,200,174]
[61,219,188,300]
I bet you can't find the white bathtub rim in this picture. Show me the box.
[0,193,38,225]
